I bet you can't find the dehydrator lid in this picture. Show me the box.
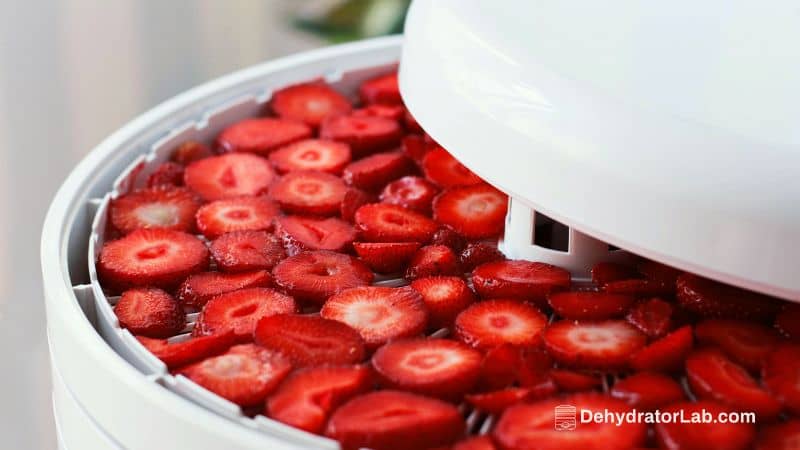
[399,0,800,301]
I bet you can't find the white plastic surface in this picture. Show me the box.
[400,0,800,301]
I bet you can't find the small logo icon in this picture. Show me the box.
[554,405,577,431]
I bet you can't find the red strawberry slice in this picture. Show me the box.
[354,203,438,243]
[430,227,467,252]
[97,229,209,291]
[372,338,482,400]
[325,390,465,450]
[756,420,800,450]
[696,319,782,373]
[455,299,548,351]
[762,344,800,414]
[421,147,483,188]
[110,187,200,234]
[342,152,412,191]
[625,297,674,339]
[405,245,462,280]
[400,134,430,161]
[478,343,525,390]
[471,260,571,305]
[275,215,356,255]
[543,320,646,370]
[209,231,285,273]
[272,251,373,304]
[358,72,402,105]
[353,241,421,274]
[321,286,429,348]
[466,384,557,415]
[629,325,693,372]
[433,184,508,239]
[380,176,439,214]
[654,401,756,450]
[351,104,405,121]
[493,393,647,450]
[171,140,211,165]
[137,332,236,369]
[266,365,372,434]
[459,242,505,272]
[677,273,781,321]
[271,82,352,127]
[609,372,685,411]
[340,187,375,223]
[319,115,403,158]
[775,303,800,339]
[269,170,347,216]
[453,436,497,450]
[195,196,280,239]
[184,153,276,201]
[176,270,272,308]
[549,369,602,392]
[114,288,185,338]
[410,276,476,329]
[216,118,311,155]
[590,262,639,285]
[146,162,185,188]
[269,139,351,174]
[254,314,366,367]
[637,260,683,286]
[547,291,635,320]
[603,279,674,297]
[178,343,292,406]
[193,288,298,341]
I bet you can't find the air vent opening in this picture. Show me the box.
[608,244,622,252]
[532,211,569,252]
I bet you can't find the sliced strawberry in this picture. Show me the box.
[176,270,272,308]
[493,393,647,450]
[517,348,556,387]
[400,134,430,161]
[325,390,465,450]
[455,299,548,351]
[590,262,639,285]
[110,187,200,234]
[354,203,438,243]
[275,215,356,255]
[466,385,557,415]
[342,152,412,191]
[178,343,291,406]
[543,320,646,370]
[114,288,185,338]
[677,273,781,321]
[625,297,674,339]
[610,372,685,411]
[271,82,352,127]
[603,279,674,298]
[353,241,421,274]
[405,245,462,280]
[320,115,403,158]
[637,260,683,285]
[184,153,276,201]
[171,140,211,165]
[478,343,525,390]
[351,104,405,121]
[762,344,800,414]
[629,325,693,372]
[379,176,439,214]
[340,188,374,224]
[453,436,497,450]
[654,401,756,450]
[549,369,602,392]
[421,147,483,188]
[472,260,571,305]
[410,276,476,329]
[696,319,782,372]
[209,231,285,273]
[196,196,280,239]
[430,227,467,253]
[433,184,508,239]
[146,162,185,188]
[269,170,347,216]
[216,118,311,155]
[254,314,366,367]
[266,365,372,434]
[272,251,373,304]
[756,420,800,450]
[269,139,351,174]
[459,242,505,272]
[137,332,236,369]
[194,288,298,341]
[775,303,800,339]
[359,72,402,105]
[97,229,209,291]
[548,291,634,320]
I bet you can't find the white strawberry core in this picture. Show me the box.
[457,193,501,217]
[202,354,257,378]
[483,312,527,337]
[402,348,462,374]
[426,284,451,302]
[568,323,636,350]
[135,203,179,227]
[296,149,321,162]
[219,206,254,224]
[343,299,395,329]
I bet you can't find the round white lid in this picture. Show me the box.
[399,0,800,300]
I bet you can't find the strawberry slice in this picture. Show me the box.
[110,187,200,234]
[320,115,403,158]
[405,245,462,280]
[430,227,467,252]
[184,153,276,201]
[625,297,674,339]
[629,325,694,372]
[380,176,439,214]
[493,393,647,450]
[340,187,375,223]
[342,152,413,191]
[543,320,646,370]
[353,241,421,274]
[325,390,465,450]
[354,203,438,243]
[275,215,356,255]
[677,273,781,321]
[193,288,298,341]
[466,385,557,415]
[321,286,429,348]
[453,436,496,450]
[637,260,683,286]
[756,420,800,450]
[266,365,372,434]
[178,343,291,406]
[171,140,211,165]
[549,369,602,392]
[372,338,482,400]
[477,343,525,390]
[609,372,685,411]
[254,314,366,367]
[400,134,430,162]
[269,170,347,216]
[696,319,782,373]
[272,251,373,304]
[115,288,184,338]
[137,332,236,369]
[410,276,476,329]
[351,104,405,121]
[454,299,548,351]
[471,260,571,305]
[433,184,508,239]
[269,139,351,174]
[195,196,280,239]
[654,401,756,450]
[421,147,483,188]
[146,162,185,188]
[271,82,352,127]
[775,303,800,339]
[590,262,639,285]
[459,242,505,272]
[176,270,272,308]
[603,279,674,297]
[762,344,800,415]
[97,229,209,291]
[358,72,402,105]
[209,231,285,273]
[547,291,635,320]
[216,118,311,155]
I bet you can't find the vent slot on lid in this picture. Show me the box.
[532,211,569,252]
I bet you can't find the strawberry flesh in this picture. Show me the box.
[433,184,507,239]
[342,151,412,191]
[269,138,351,174]
[110,187,200,234]
[195,196,280,239]
[339,187,375,223]
[762,344,800,415]
[543,320,646,370]
[590,262,639,285]
[756,420,800,450]
[626,297,674,338]
[547,291,635,320]
[271,250,373,305]
[459,242,505,272]
[471,260,571,305]
[353,241,421,274]
[775,303,800,339]
[171,140,211,165]
[269,170,347,216]
[351,104,405,121]
[654,401,756,450]
[549,369,602,392]
[176,270,272,308]
[454,299,548,351]
[271,82,352,127]
[146,162,185,188]
[354,203,438,243]
[405,244,462,280]
[429,227,467,253]
[695,319,781,372]
[275,215,356,255]
[410,276,476,329]
[114,287,185,338]
[320,114,403,158]
[209,230,285,273]
[184,153,276,201]
[137,332,236,369]
[421,147,483,188]
[193,288,298,342]
[358,72,402,105]
[677,273,780,321]
[215,118,311,155]
[629,325,694,372]
[453,436,497,450]
[609,372,685,410]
